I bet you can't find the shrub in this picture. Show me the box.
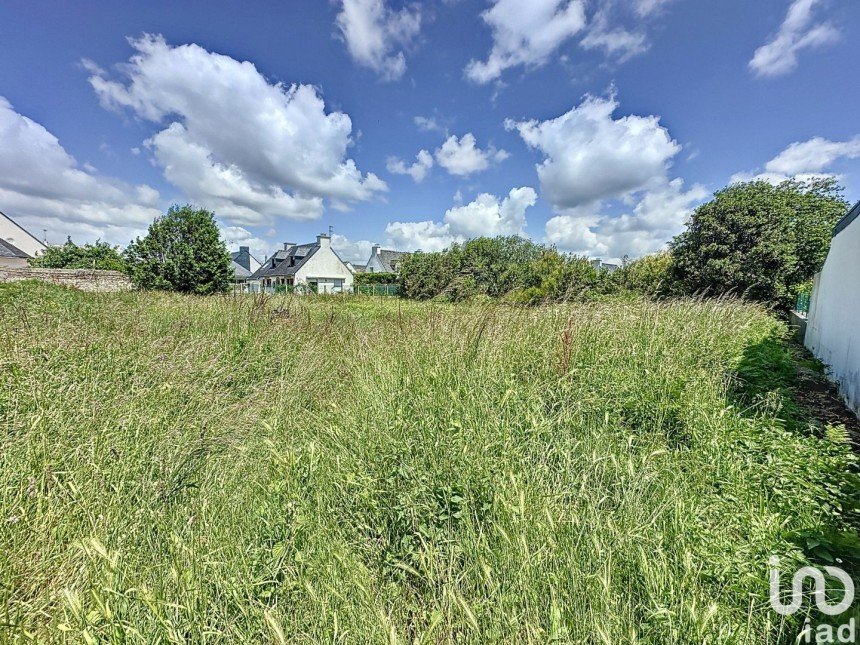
[29,238,127,272]
[355,271,397,285]
[616,252,674,297]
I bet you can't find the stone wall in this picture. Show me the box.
[0,267,132,292]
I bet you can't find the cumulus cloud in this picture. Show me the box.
[749,0,839,78]
[385,187,537,250]
[765,136,860,175]
[507,93,705,261]
[87,34,385,227]
[434,133,509,177]
[335,0,422,81]
[731,135,860,184]
[220,225,272,261]
[0,96,161,245]
[545,179,707,260]
[465,0,586,84]
[331,233,376,263]
[506,93,680,209]
[386,149,434,182]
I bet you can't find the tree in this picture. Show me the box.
[29,238,127,272]
[669,178,847,309]
[124,205,232,294]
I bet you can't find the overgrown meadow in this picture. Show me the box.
[1,283,857,643]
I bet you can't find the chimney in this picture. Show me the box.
[239,245,249,254]
[317,233,331,249]
[372,244,381,256]
[283,241,295,251]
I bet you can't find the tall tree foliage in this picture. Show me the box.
[29,238,127,272]
[124,205,232,294]
[670,178,847,309]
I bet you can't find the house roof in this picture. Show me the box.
[834,200,860,238]
[230,247,260,272]
[0,210,46,256]
[376,249,406,272]
[0,238,29,259]
[249,243,319,279]
[231,260,251,279]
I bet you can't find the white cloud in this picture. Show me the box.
[506,93,681,209]
[545,179,708,260]
[386,149,434,182]
[335,0,421,81]
[414,115,442,132]
[749,0,840,78]
[765,136,860,175]
[385,187,536,250]
[434,133,508,177]
[580,14,648,61]
[0,96,162,246]
[331,233,375,263]
[87,34,385,227]
[634,0,676,17]
[465,0,586,84]
[732,135,860,184]
[220,225,271,261]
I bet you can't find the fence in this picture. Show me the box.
[795,292,811,314]
[239,282,399,296]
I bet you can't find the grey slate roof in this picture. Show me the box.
[834,200,860,238]
[231,260,252,279]
[0,238,29,259]
[249,243,319,279]
[230,247,260,272]
[377,249,406,272]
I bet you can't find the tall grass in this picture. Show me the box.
[0,283,856,643]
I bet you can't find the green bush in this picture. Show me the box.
[355,271,398,285]
[29,238,127,272]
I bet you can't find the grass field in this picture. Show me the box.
[1,283,857,643]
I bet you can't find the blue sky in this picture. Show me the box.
[1,0,858,263]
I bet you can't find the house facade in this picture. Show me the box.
[0,211,46,268]
[365,244,406,274]
[230,245,261,284]
[805,200,860,416]
[249,234,353,293]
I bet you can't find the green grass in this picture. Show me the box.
[0,282,857,643]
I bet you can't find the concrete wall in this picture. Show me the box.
[0,267,132,292]
[805,217,860,416]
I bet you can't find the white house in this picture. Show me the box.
[805,200,860,416]
[0,211,46,268]
[249,234,353,293]
[365,244,406,274]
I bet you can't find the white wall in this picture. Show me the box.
[366,250,386,273]
[805,216,860,415]
[0,213,46,258]
[295,236,354,292]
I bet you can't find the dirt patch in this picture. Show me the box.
[790,343,860,447]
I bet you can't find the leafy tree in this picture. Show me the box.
[124,205,232,294]
[670,178,847,309]
[616,252,674,297]
[29,238,127,272]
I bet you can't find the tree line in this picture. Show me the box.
[31,178,848,308]
[397,178,847,310]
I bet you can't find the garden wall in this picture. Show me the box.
[0,267,132,292]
